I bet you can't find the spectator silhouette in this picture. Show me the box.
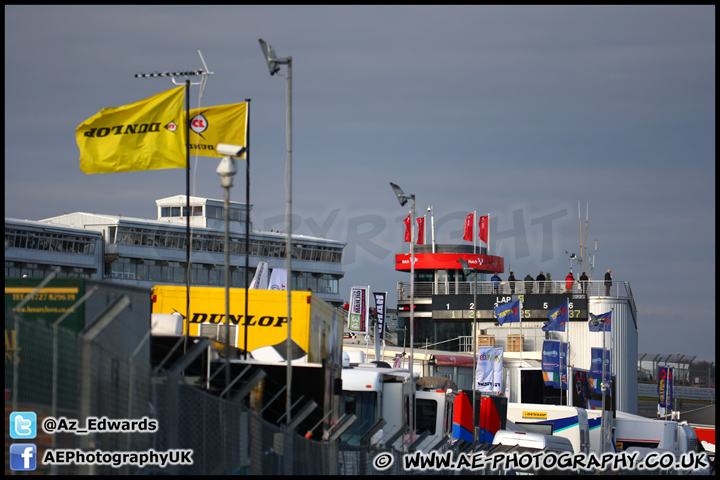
[604,269,612,296]
[565,272,575,293]
[524,273,534,294]
[491,272,501,294]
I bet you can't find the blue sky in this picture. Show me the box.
[4,6,715,361]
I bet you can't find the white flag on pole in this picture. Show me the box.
[493,347,504,393]
[476,346,495,392]
[249,260,270,289]
[269,267,288,291]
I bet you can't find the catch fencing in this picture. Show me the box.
[5,312,431,475]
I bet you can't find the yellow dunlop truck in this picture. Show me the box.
[151,285,343,441]
[151,285,342,364]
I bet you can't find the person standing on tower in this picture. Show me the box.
[491,272,501,294]
[604,269,612,296]
[524,273,534,294]
[508,271,516,294]
[580,271,589,294]
[565,271,575,293]
[536,271,546,294]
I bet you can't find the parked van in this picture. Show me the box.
[492,429,574,453]
[506,403,590,454]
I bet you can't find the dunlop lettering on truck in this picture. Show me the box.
[151,285,341,366]
[522,411,548,420]
[189,313,287,328]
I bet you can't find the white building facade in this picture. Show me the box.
[7,195,346,307]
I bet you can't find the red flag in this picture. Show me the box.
[479,215,489,243]
[463,213,473,241]
[404,214,411,242]
[416,217,425,245]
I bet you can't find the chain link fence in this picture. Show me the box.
[5,312,432,475]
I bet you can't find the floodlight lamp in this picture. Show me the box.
[458,258,472,277]
[258,39,281,76]
[389,182,409,207]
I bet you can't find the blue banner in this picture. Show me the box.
[543,300,568,332]
[590,347,612,395]
[542,340,568,390]
[494,299,521,325]
[658,366,674,410]
[588,311,612,332]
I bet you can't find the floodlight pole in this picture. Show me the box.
[216,148,243,392]
[601,316,606,453]
[389,182,416,440]
[591,311,610,454]
[259,39,293,424]
[459,258,477,442]
[409,193,416,437]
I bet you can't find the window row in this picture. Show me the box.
[160,206,203,217]
[5,229,98,256]
[107,258,339,293]
[5,262,94,279]
[113,227,342,263]
[109,259,245,287]
[160,205,247,221]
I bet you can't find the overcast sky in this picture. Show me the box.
[5,6,715,362]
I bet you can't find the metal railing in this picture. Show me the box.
[398,280,634,300]
[637,383,715,402]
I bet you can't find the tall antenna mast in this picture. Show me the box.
[135,52,214,356]
[584,204,589,274]
[590,239,598,276]
[578,201,583,273]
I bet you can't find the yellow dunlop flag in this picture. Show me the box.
[77,86,186,174]
[188,102,248,158]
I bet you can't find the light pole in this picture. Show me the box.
[259,38,294,424]
[590,311,609,454]
[459,258,478,442]
[427,205,436,253]
[565,251,576,274]
[216,144,245,391]
[390,182,416,438]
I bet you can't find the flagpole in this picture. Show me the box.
[429,205,435,254]
[487,213,490,255]
[423,214,427,246]
[601,308,608,451]
[244,98,251,360]
[565,334,569,406]
[565,299,570,406]
[185,80,192,355]
[473,211,477,254]
[519,301,523,376]
[134,60,213,354]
